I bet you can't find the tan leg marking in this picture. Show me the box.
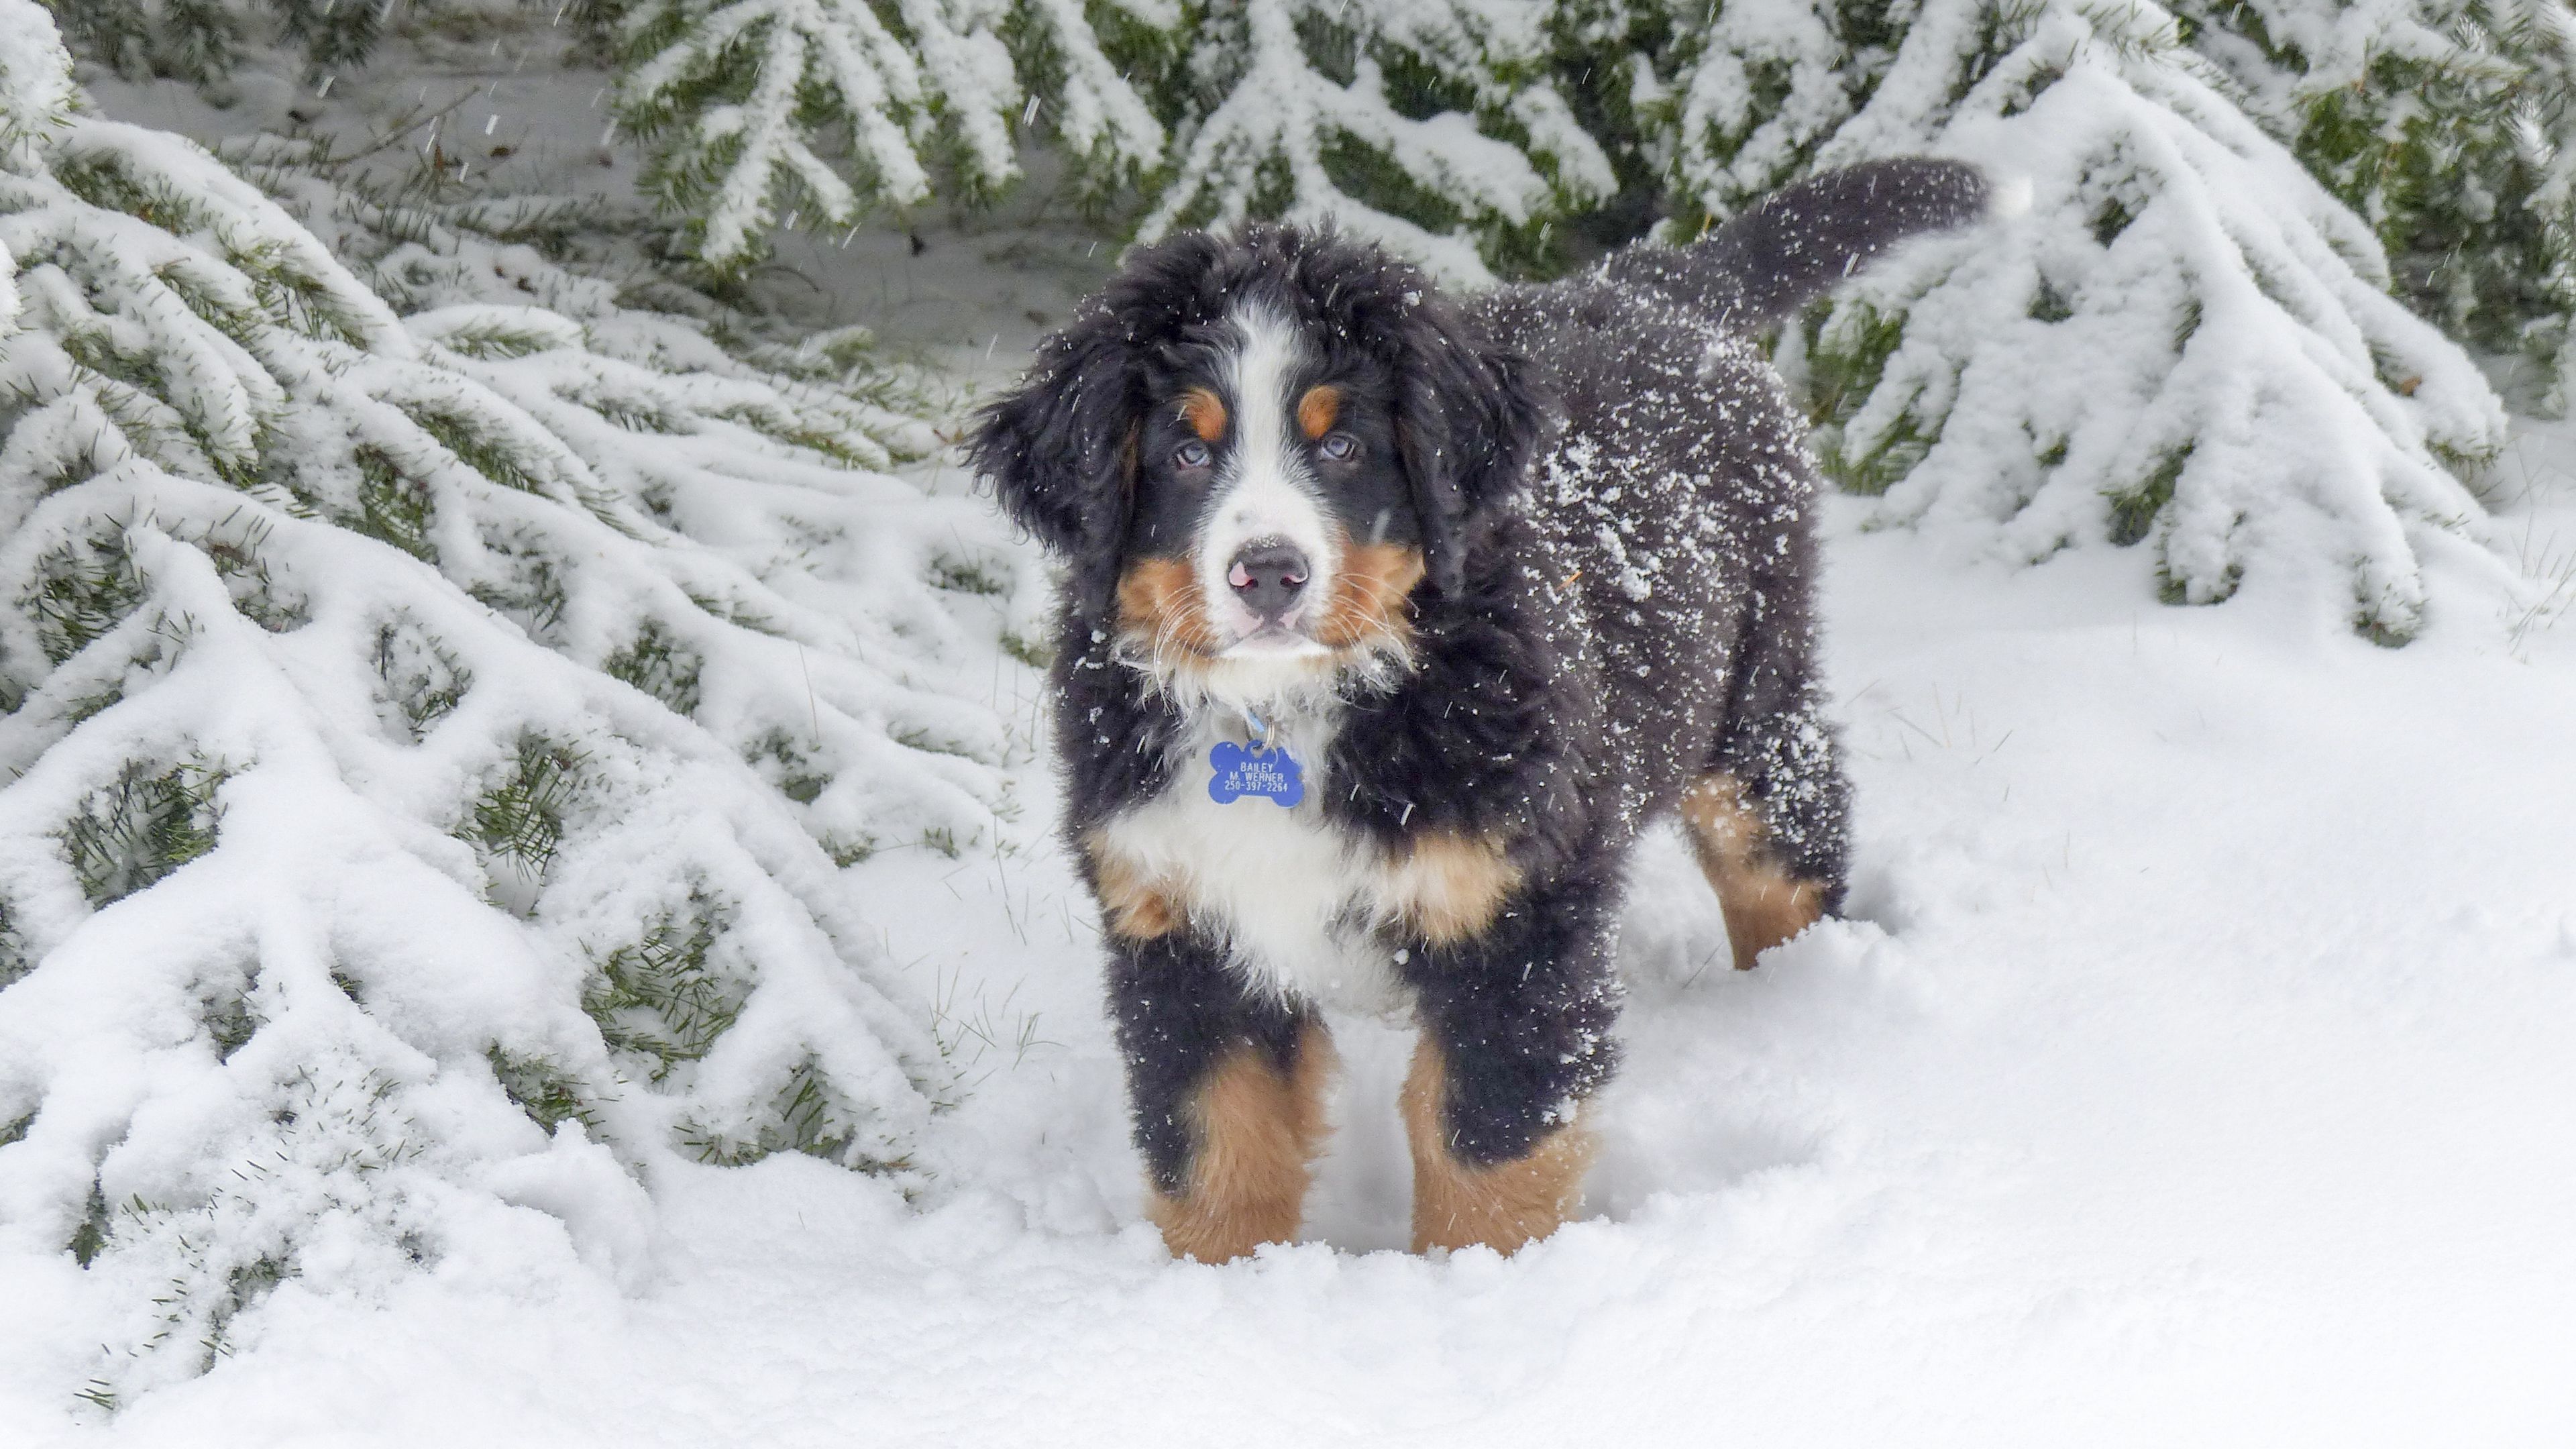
[1679,772,1825,971]
[1379,828,1520,945]
[1084,830,1181,940]
[1149,1022,1338,1263]
[1296,384,1342,440]
[1179,387,1228,443]
[1316,538,1426,652]
[1401,1036,1593,1255]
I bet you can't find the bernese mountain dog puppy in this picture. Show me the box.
[969,158,1993,1261]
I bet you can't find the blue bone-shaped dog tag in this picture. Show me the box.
[1209,739,1305,808]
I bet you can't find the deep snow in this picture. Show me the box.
[11,42,2576,1444]
[10,405,2575,1444]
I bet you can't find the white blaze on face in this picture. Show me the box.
[1199,305,1338,655]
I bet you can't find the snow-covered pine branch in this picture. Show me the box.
[0,0,1039,1402]
[1625,0,1880,218]
[2172,0,2576,411]
[223,129,949,470]
[606,0,1166,271]
[1733,0,2509,641]
[1135,0,1615,285]
[38,0,381,85]
[602,0,1617,285]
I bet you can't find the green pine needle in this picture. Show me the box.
[59,761,227,909]
[465,735,584,878]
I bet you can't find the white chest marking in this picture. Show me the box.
[1096,722,1403,1014]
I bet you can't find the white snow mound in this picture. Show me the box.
[0,0,1039,1404]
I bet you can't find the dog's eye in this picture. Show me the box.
[1318,433,1358,462]
[1173,439,1212,470]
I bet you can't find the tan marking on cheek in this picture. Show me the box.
[1084,830,1181,940]
[1179,388,1227,443]
[1116,556,1223,663]
[1316,539,1426,651]
[1401,1036,1593,1255]
[1380,828,1521,945]
[1679,772,1826,971]
[1148,1022,1337,1262]
[1296,385,1341,440]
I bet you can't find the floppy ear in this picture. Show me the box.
[965,305,1138,619]
[1395,302,1549,596]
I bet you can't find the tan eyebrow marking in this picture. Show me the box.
[1296,385,1341,441]
[1179,388,1227,443]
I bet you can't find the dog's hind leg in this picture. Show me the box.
[1693,614,1852,970]
[1106,934,1334,1262]
[1397,885,1620,1254]
[1681,771,1833,971]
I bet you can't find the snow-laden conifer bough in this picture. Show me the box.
[1125,0,1617,287]
[604,0,1616,287]
[0,0,1044,1406]
[610,0,1167,272]
[585,0,2576,398]
[583,0,2546,638]
[2168,0,2576,415]
[1625,0,2531,639]
[1751,0,2517,643]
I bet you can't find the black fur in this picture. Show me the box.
[969,309,1140,619]
[1395,299,1551,596]
[1601,156,1991,329]
[970,160,1989,1193]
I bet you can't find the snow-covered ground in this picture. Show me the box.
[12,376,2576,1445]
[12,40,2576,1443]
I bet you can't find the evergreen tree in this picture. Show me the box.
[598,0,1620,284]
[1133,0,1617,284]
[2172,0,2576,411]
[1613,0,1884,221]
[37,0,2576,392]
[39,0,380,85]
[604,0,1169,270]
[1635,0,2508,640]
[0,0,1036,1401]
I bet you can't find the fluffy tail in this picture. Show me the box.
[1601,158,1998,330]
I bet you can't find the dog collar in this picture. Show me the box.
[1208,706,1305,808]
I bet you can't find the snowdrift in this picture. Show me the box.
[0,0,1036,1402]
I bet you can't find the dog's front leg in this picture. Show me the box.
[1395,882,1622,1254]
[1104,930,1334,1262]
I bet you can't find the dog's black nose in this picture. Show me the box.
[1227,541,1311,623]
